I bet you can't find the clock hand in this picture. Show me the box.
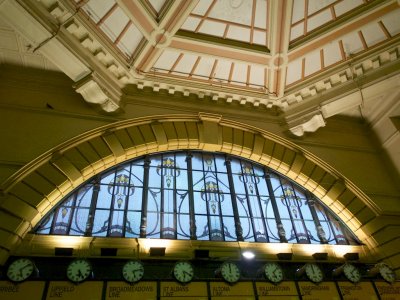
[311,265,316,274]
[77,269,83,278]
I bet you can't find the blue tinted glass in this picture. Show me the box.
[215,173,230,193]
[96,185,114,209]
[177,213,190,239]
[130,165,144,186]
[215,156,226,172]
[35,150,359,245]
[69,208,89,235]
[194,192,207,214]
[195,215,209,240]
[92,209,110,236]
[220,194,233,216]
[192,153,203,170]
[175,152,187,170]
[223,217,236,241]
[125,211,140,237]
[176,169,188,190]
[128,187,142,211]
[177,191,189,214]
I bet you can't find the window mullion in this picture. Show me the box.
[251,165,269,242]
[160,158,165,238]
[239,161,258,242]
[225,157,244,241]
[264,172,288,243]
[186,152,197,240]
[140,156,151,238]
[84,178,101,236]
[305,190,328,244]
[173,154,177,239]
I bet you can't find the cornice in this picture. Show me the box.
[1,0,400,135]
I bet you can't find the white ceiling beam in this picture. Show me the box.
[267,0,293,98]
[118,0,199,72]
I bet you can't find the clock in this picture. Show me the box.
[122,260,144,283]
[220,262,241,284]
[304,263,323,283]
[66,259,92,283]
[173,261,194,283]
[264,262,284,283]
[343,263,361,283]
[6,258,37,282]
[378,263,396,283]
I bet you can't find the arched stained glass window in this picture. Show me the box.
[35,151,360,245]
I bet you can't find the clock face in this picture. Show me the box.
[264,262,284,283]
[173,261,194,283]
[220,262,240,283]
[122,260,144,283]
[7,258,36,282]
[379,264,396,283]
[66,259,92,283]
[305,263,323,283]
[343,264,361,283]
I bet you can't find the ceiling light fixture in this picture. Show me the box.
[242,251,255,260]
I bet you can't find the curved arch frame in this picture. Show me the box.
[0,113,379,264]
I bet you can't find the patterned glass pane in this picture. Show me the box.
[34,150,360,246]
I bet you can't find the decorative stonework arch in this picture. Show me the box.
[0,113,381,265]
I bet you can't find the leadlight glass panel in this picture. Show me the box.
[34,151,361,246]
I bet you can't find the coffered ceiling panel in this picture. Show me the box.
[81,0,145,59]
[286,6,400,87]
[290,0,368,42]
[181,0,268,46]
[152,48,268,90]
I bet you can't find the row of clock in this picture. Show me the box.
[6,258,396,284]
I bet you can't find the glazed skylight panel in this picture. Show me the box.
[286,7,400,86]
[290,0,367,42]
[153,50,268,89]
[181,0,268,46]
[81,0,144,59]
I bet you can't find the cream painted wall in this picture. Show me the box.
[0,65,399,271]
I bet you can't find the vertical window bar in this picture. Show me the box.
[122,164,133,237]
[186,152,197,239]
[225,156,244,241]
[277,178,305,243]
[140,156,151,238]
[324,206,341,245]
[327,207,350,245]
[160,155,165,238]
[305,191,328,244]
[107,173,118,237]
[213,155,226,241]
[85,177,101,236]
[239,160,257,241]
[202,154,212,240]
[66,191,79,235]
[173,153,178,239]
[264,171,288,243]
[250,165,269,242]
[289,185,311,243]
